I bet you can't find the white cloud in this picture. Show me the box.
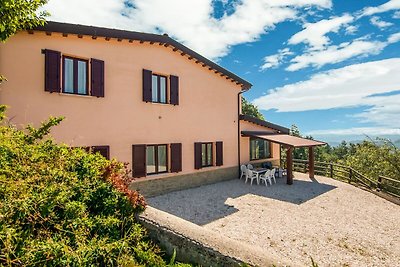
[394,11,400,18]
[307,127,400,136]
[345,25,358,35]
[286,39,386,71]
[260,48,293,70]
[370,16,394,28]
[43,0,332,60]
[253,58,400,126]
[288,14,354,50]
[359,0,400,17]
[286,33,400,71]
[388,32,400,43]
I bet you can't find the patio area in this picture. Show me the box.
[148,172,400,266]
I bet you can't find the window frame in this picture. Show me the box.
[249,137,271,161]
[62,55,89,95]
[146,144,169,175]
[201,142,213,167]
[151,73,168,104]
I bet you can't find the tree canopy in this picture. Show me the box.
[241,97,265,120]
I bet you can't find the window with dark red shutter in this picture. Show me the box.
[44,49,61,93]
[91,58,104,97]
[216,141,223,166]
[143,69,152,102]
[170,143,182,172]
[194,142,202,169]
[170,75,179,105]
[91,145,110,160]
[132,144,147,178]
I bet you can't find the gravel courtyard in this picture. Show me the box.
[148,172,400,266]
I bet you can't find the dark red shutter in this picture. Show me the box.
[92,145,110,160]
[170,75,179,105]
[143,69,152,102]
[216,141,223,166]
[170,143,182,172]
[44,49,61,92]
[132,144,146,178]
[194,142,202,169]
[91,58,104,97]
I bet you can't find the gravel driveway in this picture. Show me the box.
[148,172,400,266]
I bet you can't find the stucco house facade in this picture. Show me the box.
[0,22,290,190]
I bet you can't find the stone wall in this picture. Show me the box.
[129,166,238,197]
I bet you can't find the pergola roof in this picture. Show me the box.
[245,133,326,147]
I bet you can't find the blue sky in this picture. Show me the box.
[44,0,400,143]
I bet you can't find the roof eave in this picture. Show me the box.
[32,21,252,89]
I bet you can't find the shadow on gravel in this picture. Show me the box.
[148,176,336,225]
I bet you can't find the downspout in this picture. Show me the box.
[237,89,247,173]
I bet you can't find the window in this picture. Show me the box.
[63,56,88,95]
[250,138,271,160]
[201,142,213,167]
[151,74,167,103]
[146,144,168,174]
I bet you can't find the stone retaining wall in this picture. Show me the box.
[129,166,238,197]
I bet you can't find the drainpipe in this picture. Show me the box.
[237,89,246,174]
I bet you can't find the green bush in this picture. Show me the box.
[0,105,189,266]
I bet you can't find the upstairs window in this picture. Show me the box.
[250,137,271,160]
[63,56,88,95]
[151,74,167,103]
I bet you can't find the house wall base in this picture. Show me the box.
[129,166,238,197]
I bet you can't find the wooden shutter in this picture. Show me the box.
[194,142,202,169]
[142,69,152,102]
[170,143,182,172]
[92,145,110,160]
[91,58,105,97]
[44,49,61,92]
[216,141,223,166]
[132,144,146,178]
[170,75,179,105]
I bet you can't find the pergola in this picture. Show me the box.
[242,132,326,185]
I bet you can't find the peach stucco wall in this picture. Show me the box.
[240,120,281,165]
[0,31,243,177]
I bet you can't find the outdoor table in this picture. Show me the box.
[252,168,268,184]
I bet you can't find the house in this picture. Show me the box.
[0,22,323,194]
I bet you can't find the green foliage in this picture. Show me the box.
[0,0,49,42]
[241,97,265,120]
[345,138,400,180]
[0,107,190,266]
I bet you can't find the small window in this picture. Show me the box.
[88,145,110,160]
[63,56,88,95]
[151,74,167,103]
[201,142,213,167]
[250,138,271,160]
[146,144,168,175]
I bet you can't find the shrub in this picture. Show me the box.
[0,106,189,266]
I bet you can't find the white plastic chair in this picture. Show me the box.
[270,168,276,184]
[245,169,258,185]
[240,165,247,180]
[247,163,254,170]
[259,170,272,186]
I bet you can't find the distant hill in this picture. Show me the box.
[313,134,400,147]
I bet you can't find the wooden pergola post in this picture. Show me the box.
[309,146,314,179]
[286,146,293,185]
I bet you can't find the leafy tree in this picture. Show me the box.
[0,107,190,266]
[0,0,49,82]
[0,0,48,42]
[241,97,265,120]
